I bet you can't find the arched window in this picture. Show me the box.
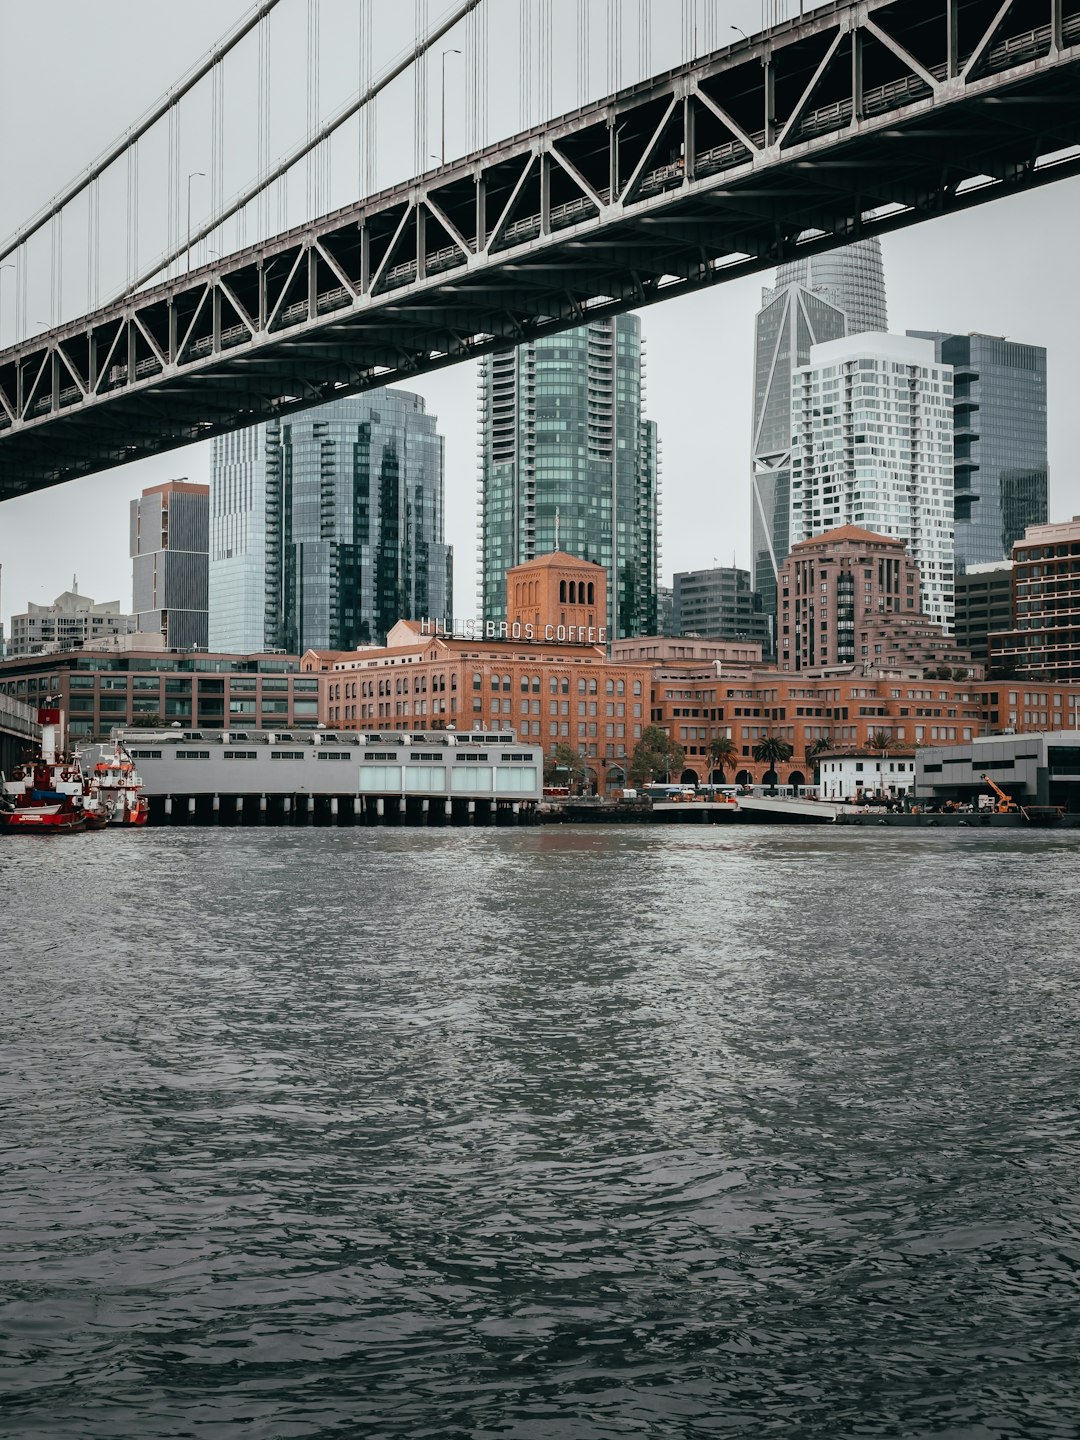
[560,580,567,603]
[587,582,594,604]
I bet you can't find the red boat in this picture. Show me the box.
[85,741,150,826]
[1,706,89,833]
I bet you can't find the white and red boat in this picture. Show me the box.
[84,741,149,826]
[0,706,89,833]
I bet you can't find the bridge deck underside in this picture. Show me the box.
[2,0,1079,498]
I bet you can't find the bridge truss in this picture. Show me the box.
[1,0,1079,499]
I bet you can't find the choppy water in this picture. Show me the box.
[2,826,1079,1438]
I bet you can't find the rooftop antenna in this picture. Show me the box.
[554,507,560,552]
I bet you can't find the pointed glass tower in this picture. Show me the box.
[751,239,888,650]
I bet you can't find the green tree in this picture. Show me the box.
[545,742,585,790]
[708,734,739,780]
[868,730,895,756]
[629,726,685,787]
[130,711,163,728]
[752,734,794,793]
[805,733,832,780]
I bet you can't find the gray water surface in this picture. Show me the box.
[1,827,1078,1438]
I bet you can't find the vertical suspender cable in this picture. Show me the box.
[578,0,589,105]
[368,2,377,194]
[480,0,489,151]
[609,0,621,92]
[126,143,139,292]
[520,0,531,131]
[539,0,551,123]
[307,0,317,217]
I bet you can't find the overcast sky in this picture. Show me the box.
[2,0,1078,631]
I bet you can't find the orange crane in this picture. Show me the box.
[981,774,1020,813]
[981,774,1064,825]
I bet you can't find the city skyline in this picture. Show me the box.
[2,0,1079,639]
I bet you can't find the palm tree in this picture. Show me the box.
[805,733,832,787]
[867,730,895,799]
[752,734,794,794]
[708,735,739,782]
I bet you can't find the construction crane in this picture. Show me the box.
[980,774,1063,825]
[981,774,1020,813]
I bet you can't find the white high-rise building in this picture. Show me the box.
[752,239,888,644]
[789,334,955,629]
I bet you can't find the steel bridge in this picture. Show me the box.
[1,0,1078,501]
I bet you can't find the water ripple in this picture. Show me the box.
[1,827,1079,1437]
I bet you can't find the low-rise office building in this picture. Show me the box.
[915,731,1080,811]
[670,567,770,650]
[0,649,316,741]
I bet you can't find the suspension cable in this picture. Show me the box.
[0,0,282,265]
[117,0,483,300]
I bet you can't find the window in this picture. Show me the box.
[270,750,305,761]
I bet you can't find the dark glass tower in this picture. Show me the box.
[908,331,1047,570]
[479,315,659,639]
[209,390,451,654]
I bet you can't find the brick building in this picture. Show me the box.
[303,546,1080,793]
[305,553,652,792]
[777,527,978,677]
[989,517,1080,681]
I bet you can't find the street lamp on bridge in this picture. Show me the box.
[186,172,206,272]
[440,49,461,166]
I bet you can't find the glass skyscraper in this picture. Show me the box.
[209,390,452,654]
[775,239,889,336]
[908,331,1047,570]
[752,239,888,647]
[479,315,660,639]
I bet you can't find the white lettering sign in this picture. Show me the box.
[419,617,606,645]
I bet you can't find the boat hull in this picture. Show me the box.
[1,807,85,833]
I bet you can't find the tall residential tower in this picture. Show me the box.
[209,390,451,654]
[479,315,659,639]
[752,239,888,645]
[790,334,955,628]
